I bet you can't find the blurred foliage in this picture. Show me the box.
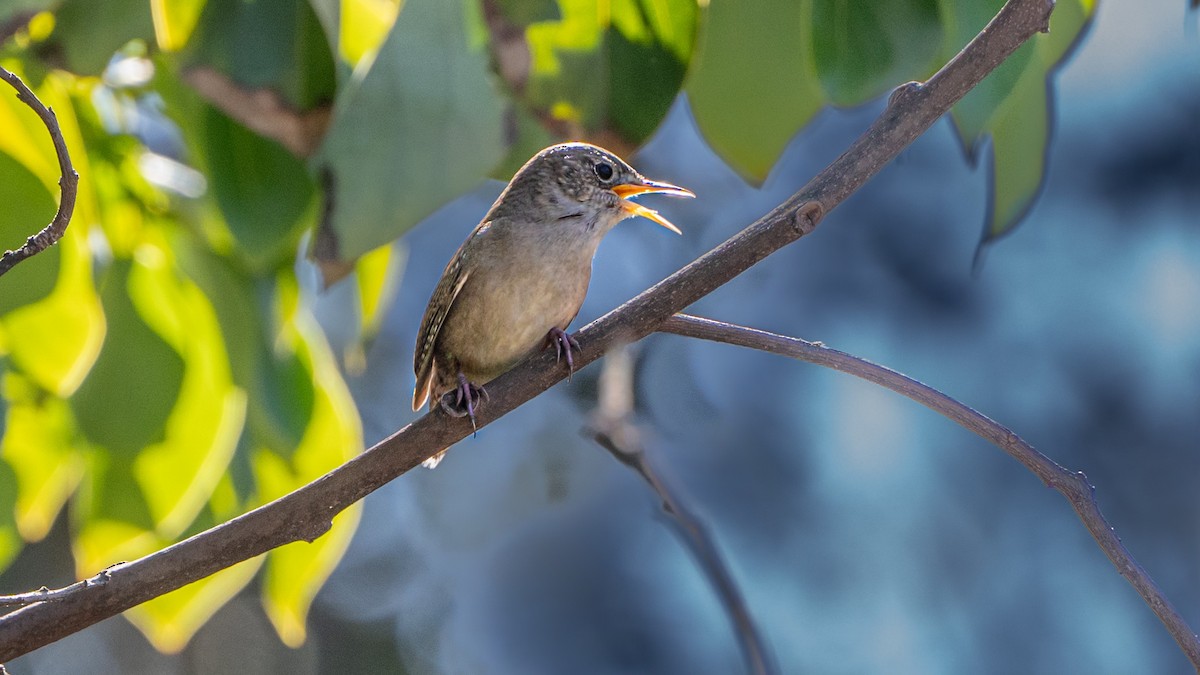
[0,0,1092,654]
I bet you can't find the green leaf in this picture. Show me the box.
[257,284,362,647]
[48,0,155,75]
[124,247,247,535]
[70,259,185,455]
[0,69,105,397]
[150,0,207,51]
[200,106,317,271]
[0,149,60,313]
[126,552,264,653]
[607,0,696,142]
[686,0,822,181]
[0,372,85,542]
[123,474,262,654]
[307,0,402,67]
[0,0,55,27]
[172,244,315,461]
[810,0,945,106]
[950,0,1094,241]
[314,0,506,271]
[494,0,561,26]
[519,0,697,148]
[0,455,21,572]
[183,0,336,111]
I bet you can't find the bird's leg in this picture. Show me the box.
[440,372,489,436]
[545,327,581,381]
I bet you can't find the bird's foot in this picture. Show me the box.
[545,327,581,381]
[440,372,489,436]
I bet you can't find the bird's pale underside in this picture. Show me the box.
[412,142,693,467]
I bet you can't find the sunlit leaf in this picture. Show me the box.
[257,282,362,647]
[123,473,262,654]
[810,0,945,106]
[306,0,402,68]
[126,554,263,653]
[150,0,207,52]
[172,244,315,463]
[518,0,697,151]
[686,0,822,181]
[356,241,403,341]
[70,245,247,598]
[314,0,505,275]
[0,372,86,542]
[124,244,247,535]
[0,68,105,396]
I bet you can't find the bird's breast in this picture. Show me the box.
[436,240,594,382]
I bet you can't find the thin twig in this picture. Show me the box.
[658,313,1200,668]
[0,66,79,277]
[590,347,777,675]
[0,0,1058,661]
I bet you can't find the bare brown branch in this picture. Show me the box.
[0,66,78,278]
[590,347,777,675]
[658,313,1200,668]
[0,0,1066,661]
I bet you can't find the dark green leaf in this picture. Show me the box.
[47,0,155,75]
[0,150,59,313]
[184,0,336,110]
[493,0,561,26]
[810,0,944,106]
[70,259,185,454]
[201,107,316,271]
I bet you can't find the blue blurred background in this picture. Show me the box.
[14,0,1200,672]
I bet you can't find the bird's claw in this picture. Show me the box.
[545,327,581,381]
[440,372,488,437]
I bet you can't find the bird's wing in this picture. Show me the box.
[412,233,476,411]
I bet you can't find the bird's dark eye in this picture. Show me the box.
[594,161,614,182]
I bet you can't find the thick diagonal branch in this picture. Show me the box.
[0,0,1057,661]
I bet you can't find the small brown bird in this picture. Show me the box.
[412,142,693,466]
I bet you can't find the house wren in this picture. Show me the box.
[412,142,693,466]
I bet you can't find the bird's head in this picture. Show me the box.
[500,142,694,235]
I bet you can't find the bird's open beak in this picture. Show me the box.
[613,179,694,235]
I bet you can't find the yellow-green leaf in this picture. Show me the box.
[307,0,403,68]
[0,372,85,542]
[257,293,362,647]
[0,68,105,396]
[125,245,247,536]
[122,474,263,654]
[125,555,264,653]
[150,0,207,52]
